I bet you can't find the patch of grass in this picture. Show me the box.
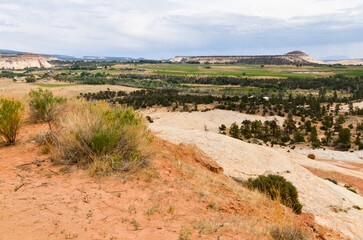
[50,99,151,176]
[146,204,159,216]
[32,83,79,88]
[0,98,24,145]
[168,205,175,214]
[86,210,93,218]
[179,227,191,240]
[194,219,220,235]
[41,144,51,154]
[131,218,140,230]
[270,225,308,240]
[207,200,218,210]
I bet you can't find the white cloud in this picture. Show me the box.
[0,0,362,58]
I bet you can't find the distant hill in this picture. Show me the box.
[0,53,53,70]
[321,55,351,62]
[170,51,325,65]
[0,49,24,54]
[51,55,143,62]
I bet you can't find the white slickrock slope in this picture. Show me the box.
[148,110,363,240]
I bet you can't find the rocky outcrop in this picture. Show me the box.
[0,53,54,69]
[170,51,325,65]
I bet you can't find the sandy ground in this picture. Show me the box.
[148,111,363,239]
[0,78,138,98]
[0,124,334,240]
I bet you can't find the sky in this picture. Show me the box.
[0,0,362,59]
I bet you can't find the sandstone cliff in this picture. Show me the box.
[0,53,54,69]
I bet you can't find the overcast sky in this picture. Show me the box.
[0,0,362,59]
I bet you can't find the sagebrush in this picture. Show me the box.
[50,99,151,175]
[27,88,66,129]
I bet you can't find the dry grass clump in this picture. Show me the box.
[0,98,24,145]
[50,99,151,175]
[270,225,309,240]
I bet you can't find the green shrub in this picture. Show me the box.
[27,89,66,128]
[246,175,302,214]
[0,98,24,144]
[50,99,151,176]
[25,75,36,83]
[344,184,357,194]
[307,154,315,160]
[146,115,153,123]
[325,178,338,185]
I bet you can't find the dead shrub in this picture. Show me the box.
[50,99,151,176]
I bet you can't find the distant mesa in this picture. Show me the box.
[0,52,55,70]
[0,48,362,69]
[170,51,324,65]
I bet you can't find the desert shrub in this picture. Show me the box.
[246,175,302,214]
[344,184,357,194]
[146,115,153,123]
[27,89,66,129]
[325,178,338,185]
[0,98,24,144]
[307,154,315,159]
[270,225,308,240]
[50,99,151,176]
[25,75,36,83]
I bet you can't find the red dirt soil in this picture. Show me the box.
[0,124,344,240]
[303,166,363,196]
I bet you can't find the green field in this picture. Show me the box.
[32,83,80,88]
[140,64,363,78]
[48,63,363,79]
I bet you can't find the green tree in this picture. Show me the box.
[293,130,305,143]
[324,130,333,145]
[229,122,240,139]
[309,126,321,147]
[337,128,351,144]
